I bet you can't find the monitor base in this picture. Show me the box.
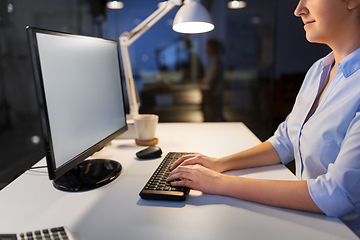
[53,159,122,192]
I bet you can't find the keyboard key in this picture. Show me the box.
[8,226,74,240]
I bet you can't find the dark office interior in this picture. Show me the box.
[0,0,331,190]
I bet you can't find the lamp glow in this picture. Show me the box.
[227,1,246,9]
[107,1,124,9]
[173,0,214,34]
[173,22,214,34]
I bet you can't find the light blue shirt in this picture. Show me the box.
[268,47,360,217]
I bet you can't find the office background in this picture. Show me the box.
[0,0,330,189]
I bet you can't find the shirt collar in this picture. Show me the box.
[321,52,335,68]
[339,47,360,78]
[319,47,360,78]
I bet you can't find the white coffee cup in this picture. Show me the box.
[133,114,159,142]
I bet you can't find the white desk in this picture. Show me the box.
[0,123,358,240]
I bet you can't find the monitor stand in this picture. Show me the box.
[53,159,122,192]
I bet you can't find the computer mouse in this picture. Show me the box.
[136,146,162,159]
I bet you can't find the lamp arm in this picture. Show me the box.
[119,0,182,119]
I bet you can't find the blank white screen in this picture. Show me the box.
[36,33,126,168]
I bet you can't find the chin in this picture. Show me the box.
[305,34,323,44]
[306,38,318,43]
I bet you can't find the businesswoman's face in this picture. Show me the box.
[294,0,356,45]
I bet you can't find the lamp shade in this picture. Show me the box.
[172,0,214,34]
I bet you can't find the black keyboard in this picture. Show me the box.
[139,152,194,201]
[0,226,74,240]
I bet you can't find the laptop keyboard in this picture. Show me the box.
[0,226,75,240]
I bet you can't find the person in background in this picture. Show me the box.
[168,0,360,229]
[201,39,226,122]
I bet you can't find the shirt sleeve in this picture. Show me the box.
[307,113,360,217]
[267,115,296,165]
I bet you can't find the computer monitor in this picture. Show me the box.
[27,27,128,192]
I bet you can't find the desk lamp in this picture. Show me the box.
[119,0,214,123]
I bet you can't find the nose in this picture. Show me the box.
[294,0,308,17]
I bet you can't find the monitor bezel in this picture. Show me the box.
[27,27,128,180]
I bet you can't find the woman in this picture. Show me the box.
[167,0,360,219]
[202,39,226,122]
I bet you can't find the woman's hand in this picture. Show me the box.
[167,164,226,195]
[167,153,227,194]
[170,153,223,172]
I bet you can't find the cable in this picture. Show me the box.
[12,166,48,181]
[28,166,47,170]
